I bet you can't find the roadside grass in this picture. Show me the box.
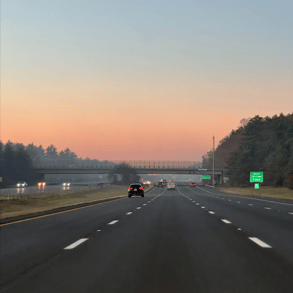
[0,185,128,220]
[217,186,293,201]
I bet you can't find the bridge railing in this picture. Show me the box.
[34,161,201,170]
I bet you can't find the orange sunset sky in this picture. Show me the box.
[1,1,293,161]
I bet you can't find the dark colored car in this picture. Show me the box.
[190,183,197,187]
[128,183,144,198]
[157,182,164,187]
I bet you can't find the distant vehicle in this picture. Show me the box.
[167,182,176,190]
[38,182,46,187]
[190,183,197,187]
[62,182,71,187]
[16,182,28,187]
[128,183,144,198]
[157,182,164,187]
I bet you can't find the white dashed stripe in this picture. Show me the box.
[221,219,231,224]
[126,212,132,215]
[208,211,215,214]
[64,238,88,250]
[264,207,272,210]
[108,220,119,225]
[249,237,272,248]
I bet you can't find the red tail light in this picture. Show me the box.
[139,187,143,190]
[128,187,133,191]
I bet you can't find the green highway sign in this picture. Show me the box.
[254,183,260,189]
[250,172,263,183]
[201,175,211,180]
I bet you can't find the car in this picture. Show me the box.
[128,183,144,198]
[16,182,28,187]
[62,182,71,187]
[167,182,176,190]
[157,182,164,187]
[190,183,197,187]
[38,182,46,187]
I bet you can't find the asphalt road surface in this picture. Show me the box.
[1,186,293,292]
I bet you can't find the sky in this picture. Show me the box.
[1,0,293,161]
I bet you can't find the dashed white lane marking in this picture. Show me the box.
[97,230,101,232]
[249,237,272,248]
[289,212,293,215]
[248,204,253,206]
[64,238,88,250]
[126,212,132,215]
[208,211,215,214]
[264,207,272,210]
[222,198,225,200]
[201,206,206,209]
[197,186,293,207]
[148,201,151,203]
[192,201,195,202]
[137,207,141,209]
[108,220,119,225]
[237,228,242,231]
[196,203,199,205]
[237,201,241,204]
[228,200,231,201]
[221,219,232,224]
[143,204,147,206]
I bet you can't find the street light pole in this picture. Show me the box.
[213,136,215,186]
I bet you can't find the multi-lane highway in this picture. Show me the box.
[1,186,293,292]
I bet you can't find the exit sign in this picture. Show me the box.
[201,175,211,180]
[250,172,263,183]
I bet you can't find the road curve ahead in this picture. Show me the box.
[1,186,293,293]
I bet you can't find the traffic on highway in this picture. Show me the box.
[1,184,293,292]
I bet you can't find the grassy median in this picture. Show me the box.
[217,186,293,201]
[0,184,128,220]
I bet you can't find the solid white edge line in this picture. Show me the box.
[221,219,232,224]
[196,186,293,206]
[249,237,272,248]
[64,238,88,250]
[108,220,119,225]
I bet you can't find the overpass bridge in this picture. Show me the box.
[33,164,224,184]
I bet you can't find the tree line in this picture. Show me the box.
[202,113,293,188]
[0,141,114,187]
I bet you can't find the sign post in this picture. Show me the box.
[250,172,263,195]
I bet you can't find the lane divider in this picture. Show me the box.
[249,237,272,248]
[221,219,232,224]
[108,220,119,225]
[64,238,88,250]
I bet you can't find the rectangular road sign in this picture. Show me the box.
[201,175,211,180]
[250,172,263,183]
[254,183,260,189]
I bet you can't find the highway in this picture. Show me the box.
[1,186,293,292]
[0,182,107,198]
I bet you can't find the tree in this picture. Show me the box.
[108,163,140,185]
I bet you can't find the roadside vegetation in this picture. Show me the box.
[202,113,293,189]
[0,184,128,220]
[217,186,293,201]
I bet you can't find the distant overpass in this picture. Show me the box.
[33,165,224,184]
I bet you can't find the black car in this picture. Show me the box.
[128,183,144,198]
[157,182,164,187]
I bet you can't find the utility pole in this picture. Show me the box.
[213,136,215,186]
